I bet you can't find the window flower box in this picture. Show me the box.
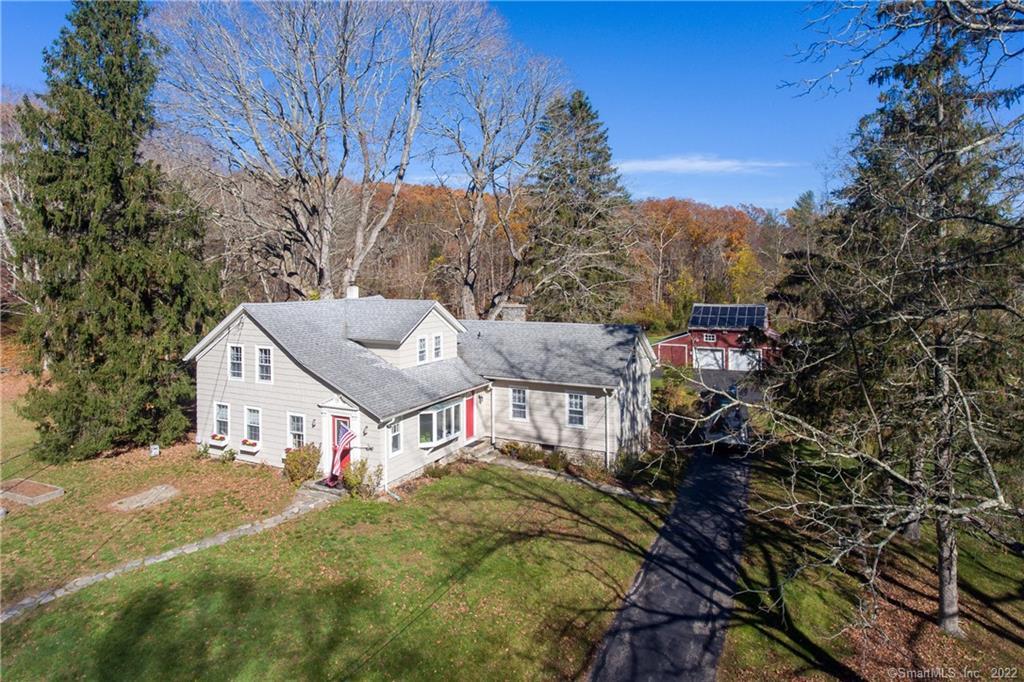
[240,438,260,454]
[209,434,227,449]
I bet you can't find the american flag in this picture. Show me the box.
[331,422,356,477]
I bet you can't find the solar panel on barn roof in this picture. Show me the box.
[688,303,768,330]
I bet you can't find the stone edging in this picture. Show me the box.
[481,454,667,507]
[0,489,336,624]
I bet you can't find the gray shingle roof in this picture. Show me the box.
[458,320,644,388]
[241,300,484,420]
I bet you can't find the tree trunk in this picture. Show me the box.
[936,512,963,637]
[460,284,478,320]
[904,453,924,542]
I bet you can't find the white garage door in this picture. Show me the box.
[728,349,761,371]
[694,348,725,369]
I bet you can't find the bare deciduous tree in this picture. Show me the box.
[154,1,482,299]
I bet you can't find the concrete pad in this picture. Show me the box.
[110,484,180,512]
[1,479,65,506]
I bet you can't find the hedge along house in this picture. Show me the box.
[652,303,777,371]
[183,292,655,490]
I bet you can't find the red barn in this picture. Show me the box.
[653,304,776,371]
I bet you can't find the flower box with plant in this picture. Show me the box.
[240,438,260,452]
[209,433,227,448]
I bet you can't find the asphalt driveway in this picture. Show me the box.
[589,449,751,681]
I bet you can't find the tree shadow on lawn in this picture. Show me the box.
[425,459,862,680]
[69,570,424,682]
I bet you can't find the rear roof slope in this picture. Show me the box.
[458,320,644,388]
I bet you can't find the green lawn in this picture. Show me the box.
[718,451,1024,680]
[1,367,296,606]
[1,465,660,680]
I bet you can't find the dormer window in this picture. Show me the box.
[433,334,442,360]
[417,336,427,364]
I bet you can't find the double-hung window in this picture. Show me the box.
[228,345,243,380]
[245,407,261,442]
[214,403,229,437]
[417,337,427,364]
[418,402,462,447]
[432,334,442,360]
[388,422,402,456]
[510,388,528,421]
[256,346,273,383]
[567,393,586,428]
[288,413,305,449]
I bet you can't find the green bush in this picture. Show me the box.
[283,444,321,485]
[499,441,544,463]
[195,442,211,460]
[220,448,237,463]
[543,450,571,472]
[342,460,383,498]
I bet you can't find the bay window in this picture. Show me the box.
[418,401,462,447]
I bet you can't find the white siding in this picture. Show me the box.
[362,309,459,368]
[379,390,486,484]
[196,315,335,468]
[617,341,653,455]
[491,380,613,454]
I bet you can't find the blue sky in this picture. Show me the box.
[1,1,880,210]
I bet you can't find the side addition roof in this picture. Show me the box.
[458,320,652,389]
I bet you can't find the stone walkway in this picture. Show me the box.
[1,488,337,624]
[481,453,666,507]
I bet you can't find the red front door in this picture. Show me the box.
[465,397,475,440]
[332,416,352,472]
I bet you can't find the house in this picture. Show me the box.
[652,303,775,371]
[182,292,655,490]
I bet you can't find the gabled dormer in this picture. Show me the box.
[341,296,465,369]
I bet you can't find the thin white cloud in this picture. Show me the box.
[616,154,797,175]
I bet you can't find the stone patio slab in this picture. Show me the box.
[110,484,180,511]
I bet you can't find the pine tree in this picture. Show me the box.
[787,190,818,232]
[10,1,221,461]
[767,24,1022,637]
[528,90,632,321]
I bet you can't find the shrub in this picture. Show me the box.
[342,460,383,498]
[423,462,451,479]
[499,441,544,463]
[220,448,237,463]
[195,442,211,460]
[543,450,571,472]
[283,444,321,485]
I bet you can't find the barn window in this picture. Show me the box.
[703,333,717,343]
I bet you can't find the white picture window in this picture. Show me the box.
[256,346,273,383]
[228,345,243,380]
[567,393,586,428]
[418,402,462,447]
[417,336,427,364]
[433,334,442,359]
[245,407,261,442]
[703,333,717,343]
[288,413,305,449]
[510,388,527,421]
[214,403,229,437]
[388,422,402,455]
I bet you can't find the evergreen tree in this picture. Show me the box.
[528,90,632,321]
[787,190,818,232]
[766,25,1022,637]
[10,1,221,461]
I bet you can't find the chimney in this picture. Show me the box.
[346,285,359,299]
[499,303,527,322]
